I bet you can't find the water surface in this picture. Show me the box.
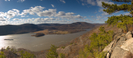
[0,29,90,51]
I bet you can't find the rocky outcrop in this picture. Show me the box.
[55,24,121,58]
[103,31,133,58]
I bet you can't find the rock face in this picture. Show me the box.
[103,31,133,58]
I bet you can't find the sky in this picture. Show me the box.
[0,0,131,25]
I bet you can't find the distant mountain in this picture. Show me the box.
[37,22,100,30]
[58,22,94,30]
[0,22,102,35]
[0,24,42,35]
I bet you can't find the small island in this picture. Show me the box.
[4,39,13,40]
[32,33,45,37]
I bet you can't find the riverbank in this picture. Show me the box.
[34,29,85,35]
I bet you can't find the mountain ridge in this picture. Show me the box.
[0,22,102,35]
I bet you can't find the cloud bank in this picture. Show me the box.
[0,6,90,25]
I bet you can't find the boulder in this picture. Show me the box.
[103,40,114,52]
[125,31,132,39]
[103,31,133,58]
[111,46,131,58]
[121,38,133,54]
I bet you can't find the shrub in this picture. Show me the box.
[19,50,35,58]
[59,53,65,58]
[61,46,65,49]
[46,45,58,58]
[0,51,6,58]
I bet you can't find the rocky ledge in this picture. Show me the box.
[103,31,133,58]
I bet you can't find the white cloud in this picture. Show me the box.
[82,19,93,22]
[99,8,103,12]
[60,0,66,3]
[13,18,19,21]
[0,6,84,21]
[66,12,75,15]
[55,11,83,19]
[0,6,86,25]
[0,9,20,20]
[5,0,25,2]
[0,17,6,21]
[17,0,25,2]
[80,0,114,7]
[37,9,56,17]
[80,0,96,6]
[7,9,20,18]
[34,18,55,22]
[97,16,101,19]
[87,0,96,5]
[124,13,131,16]
[102,12,108,16]
[94,15,106,22]
[21,6,45,16]
[116,13,132,16]
[96,0,114,7]
[27,7,83,19]
[82,3,85,6]
[51,4,55,8]
[6,18,57,25]
[56,11,65,16]
[5,0,10,1]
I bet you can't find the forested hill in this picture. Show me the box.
[0,24,42,35]
[38,22,100,30]
[0,22,102,35]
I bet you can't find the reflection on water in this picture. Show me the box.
[0,36,12,48]
[0,29,90,51]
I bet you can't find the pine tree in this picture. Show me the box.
[102,0,133,32]
[46,45,58,58]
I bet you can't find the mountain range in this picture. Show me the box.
[0,22,102,35]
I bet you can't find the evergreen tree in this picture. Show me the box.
[46,45,58,58]
[102,0,133,32]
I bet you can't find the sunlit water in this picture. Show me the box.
[0,29,90,51]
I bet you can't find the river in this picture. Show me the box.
[0,29,90,51]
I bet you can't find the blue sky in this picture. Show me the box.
[0,0,131,25]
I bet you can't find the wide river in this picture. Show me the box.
[0,29,90,51]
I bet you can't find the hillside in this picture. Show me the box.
[48,24,133,58]
[53,24,121,58]
[0,24,42,35]
[37,22,97,30]
[0,22,101,35]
